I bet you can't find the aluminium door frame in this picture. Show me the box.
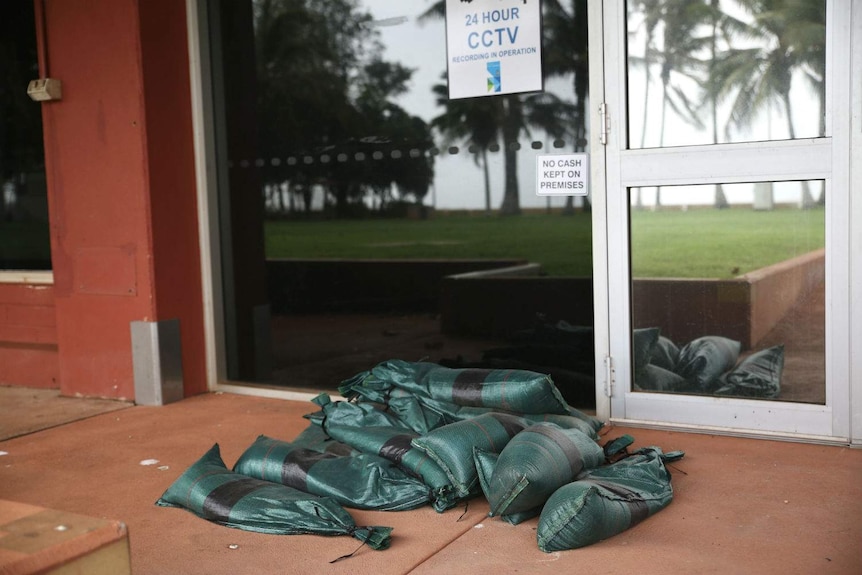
[589,0,854,443]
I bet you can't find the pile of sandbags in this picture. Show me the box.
[157,360,684,553]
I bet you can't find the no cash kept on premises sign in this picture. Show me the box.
[536,154,589,196]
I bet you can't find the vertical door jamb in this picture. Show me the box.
[588,0,612,421]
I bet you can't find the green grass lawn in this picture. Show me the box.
[630,206,825,278]
[266,212,595,276]
[265,206,825,278]
[0,206,824,278]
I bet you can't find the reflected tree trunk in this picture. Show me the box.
[709,1,728,210]
[500,96,522,216]
[481,148,491,216]
[753,181,774,211]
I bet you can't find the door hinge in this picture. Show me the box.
[599,102,609,146]
[604,354,615,397]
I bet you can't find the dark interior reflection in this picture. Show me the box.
[211,0,598,410]
[0,2,50,270]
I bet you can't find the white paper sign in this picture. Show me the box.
[536,154,589,196]
[445,0,543,100]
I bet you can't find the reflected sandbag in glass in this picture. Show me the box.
[629,181,825,404]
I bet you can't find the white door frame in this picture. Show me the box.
[852,4,862,447]
[589,0,854,443]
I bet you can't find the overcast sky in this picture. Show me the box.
[360,1,822,210]
[364,0,576,211]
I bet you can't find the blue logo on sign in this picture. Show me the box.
[487,61,501,93]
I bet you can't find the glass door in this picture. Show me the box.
[596,0,851,439]
[196,0,599,408]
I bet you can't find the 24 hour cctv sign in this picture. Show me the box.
[445,0,543,100]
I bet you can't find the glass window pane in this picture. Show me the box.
[629,181,825,404]
[626,0,826,149]
[211,0,596,409]
[0,2,50,270]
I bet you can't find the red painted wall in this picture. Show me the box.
[0,283,59,388]
[38,0,206,399]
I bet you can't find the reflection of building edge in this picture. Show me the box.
[216,0,271,382]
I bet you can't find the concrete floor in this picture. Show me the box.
[1,392,860,575]
[0,386,131,441]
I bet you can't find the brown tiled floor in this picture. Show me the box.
[1,392,860,574]
[0,385,131,441]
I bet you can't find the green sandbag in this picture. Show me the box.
[291,422,359,457]
[307,395,457,511]
[715,344,784,398]
[476,423,605,519]
[323,425,451,489]
[411,412,528,498]
[523,412,601,440]
[536,447,681,552]
[632,327,661,376]
[635,364,689,393]
[333,425,457,513]
[314,385,442,435]
[676,336,741,392]
[306,394,411,431]
[339,363,601,436]
[340,360,570,417]
[473,449,543,525]
[155,444,392,549]
[232,435,430,511]
[649,336,680,371]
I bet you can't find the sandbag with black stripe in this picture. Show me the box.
[522,412,601,440]
[305,393,412,431]
[475,423,604,521]
[676,336,741,392]
[339,360,599,436]
[155,443,392,549]
[536,447,681,552]
[339,360,570,416]
[410,412,528,499]
[303,395,456,510]
[290,422,359,457]
[320,424,456,511]
[714,344,784,398]
[232,435,430,511]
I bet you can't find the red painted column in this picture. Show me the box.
[138,0,208,397]
[39,0,206,399]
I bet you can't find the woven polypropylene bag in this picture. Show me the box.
[536,447,679,552]
[477,423,604,518]
[305,394,461,511]
[411,412,528,498]
[232,435,430,511]
[635,364,689,393]
[155,444,392,549]
[307,393,411,431]
[340,360,570,416]
[323,425,452,487]
[290,422,359,457]
[715,344,784,398]
[522,412,601,440]
[649,336,680,372]
[676,336,741,392]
